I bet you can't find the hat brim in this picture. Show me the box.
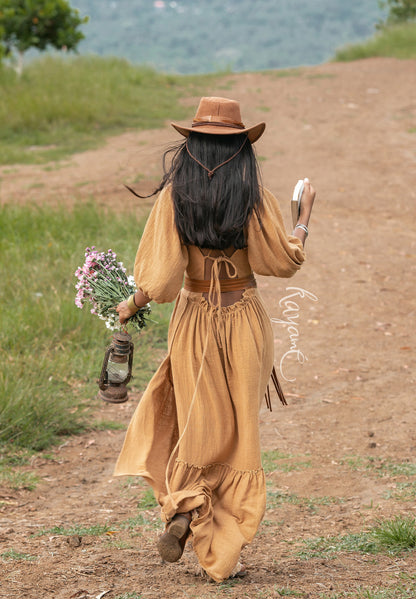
[171,121,265,144]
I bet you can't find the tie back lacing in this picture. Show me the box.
[185,136,248,180]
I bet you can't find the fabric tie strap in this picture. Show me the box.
[186,136,248,179]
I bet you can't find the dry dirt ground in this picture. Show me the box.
[1,58,416,599]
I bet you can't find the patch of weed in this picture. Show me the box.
[372,515,416,551]
[105,539,135,550]
[298,532,378,560]
[0,468,39,491]
[91,420,127,432]
[384,481,416,501]
[118,512,161,532]
[264,68,304,78]
[137,487,158,510]
[74,180,92,187]
[340,456,416,478]
[0,447,35,466]
[118,476,144,490]
[320,582,416,598]
[262,450,293,473]
[1,549,37,561]
[262,450,311,474]
[35,523,115,537]
[298,515,416,560]
[26,182,45,189]
[266,486,341,513]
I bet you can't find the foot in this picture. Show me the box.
[229,562,247,578]
[195,562,247,581]
[157,513,191,563]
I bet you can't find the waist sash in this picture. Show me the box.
[184,274,256,293]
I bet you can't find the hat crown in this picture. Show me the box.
[171,95,265,143]
[193,97,244,128]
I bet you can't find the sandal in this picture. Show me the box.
[157,513,191,563]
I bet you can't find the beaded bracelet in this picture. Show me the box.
[127,294,139,314]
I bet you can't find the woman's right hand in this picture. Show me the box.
[116,300,136,325]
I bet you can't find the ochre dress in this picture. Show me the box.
[114,185,305,582]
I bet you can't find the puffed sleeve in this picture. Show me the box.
[247,186,305,277]
[134,186,188,303]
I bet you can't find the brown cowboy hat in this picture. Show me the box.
[171,96,265,144]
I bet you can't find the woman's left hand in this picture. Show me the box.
[116,301,136,324]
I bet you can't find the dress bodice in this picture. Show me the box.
[185,246,253,281]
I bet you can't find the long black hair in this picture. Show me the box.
[132,132,263,250]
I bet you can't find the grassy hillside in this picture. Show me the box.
[0,202,172,451]
[334,22,416,61]
[72,0,383,73]
[0,56,215,164]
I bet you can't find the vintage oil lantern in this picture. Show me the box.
[98,331,134,403]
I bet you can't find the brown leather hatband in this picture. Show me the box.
[184,274,256,293]
[192,121,245,130]
[192,114,245,127]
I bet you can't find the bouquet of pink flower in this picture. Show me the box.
[75,247,151,332]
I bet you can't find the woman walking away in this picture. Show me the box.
[115,96,315,582]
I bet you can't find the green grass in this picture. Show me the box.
[118,512,161,533]
[35,523,115,537]
[0,202,172,452]
[91,420,127,432]
[0,55,217,165]
[334,22,416,62]
[267,487,341,513]
[372,515,416,551]
[0,468,40,491]
[384,481,416,501]
[137,487,158,510]
[262,449,312,474]
[35,501,162,539]
[1,549,37,562]
[340,456,416,478]
[262,450,292,472]
[320,581,416,598]
[298,515,416,560]
[263,68,304,78]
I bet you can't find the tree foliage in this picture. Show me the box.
[0,0,88,63]
[379,0,416,25]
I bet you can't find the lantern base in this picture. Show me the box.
[98,385,129,403]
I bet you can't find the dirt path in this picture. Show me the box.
[1,58,416,599]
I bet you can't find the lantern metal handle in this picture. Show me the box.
[125,341,134,385]
[98,343,112,391]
